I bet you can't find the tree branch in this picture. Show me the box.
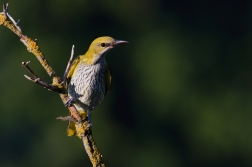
[0,4,105,167]
[63,45,75,83]
[22,61,63,93]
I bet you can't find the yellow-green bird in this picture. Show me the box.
[66,36,128,136]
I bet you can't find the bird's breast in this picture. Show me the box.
[68,62,106,108]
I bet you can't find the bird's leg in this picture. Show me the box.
[64,98,82,123]
[87,109,92,127]
[64,97,74,107]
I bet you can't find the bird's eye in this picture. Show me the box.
[101,43,106,47]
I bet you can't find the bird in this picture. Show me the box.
[65,36,128,136]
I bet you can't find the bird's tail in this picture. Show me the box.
[67,110,87,136]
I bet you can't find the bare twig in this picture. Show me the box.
[56,116,76,122]
[0,4,105,167]
[22,61,38,78]
[63,45,75,84]
[22,61,63,93]
[23,75,62,93]
[3,3,22,32]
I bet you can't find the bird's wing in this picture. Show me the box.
[104,64,112,95]
[65,56,81,88]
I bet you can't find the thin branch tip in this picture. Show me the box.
[3,3,8,13]
[56,116,76,122]
[63,45,75,82]
[23,74,29,79]
[16,19,20,25]
[22,61,30,66]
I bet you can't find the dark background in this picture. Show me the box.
[0,0,252,167]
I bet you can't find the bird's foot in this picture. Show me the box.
[87,111,92,127]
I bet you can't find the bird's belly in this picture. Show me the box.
[68,65,105,108]
[79,78,105,107]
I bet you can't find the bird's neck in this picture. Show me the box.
[80,52,105,66]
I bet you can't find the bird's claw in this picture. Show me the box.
[87,111,92,127]
[88,121,92,127]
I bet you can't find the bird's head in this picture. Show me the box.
[83,36,128,65]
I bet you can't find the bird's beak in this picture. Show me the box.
[112,40,129,47]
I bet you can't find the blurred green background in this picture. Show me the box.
[0,0,252,167]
